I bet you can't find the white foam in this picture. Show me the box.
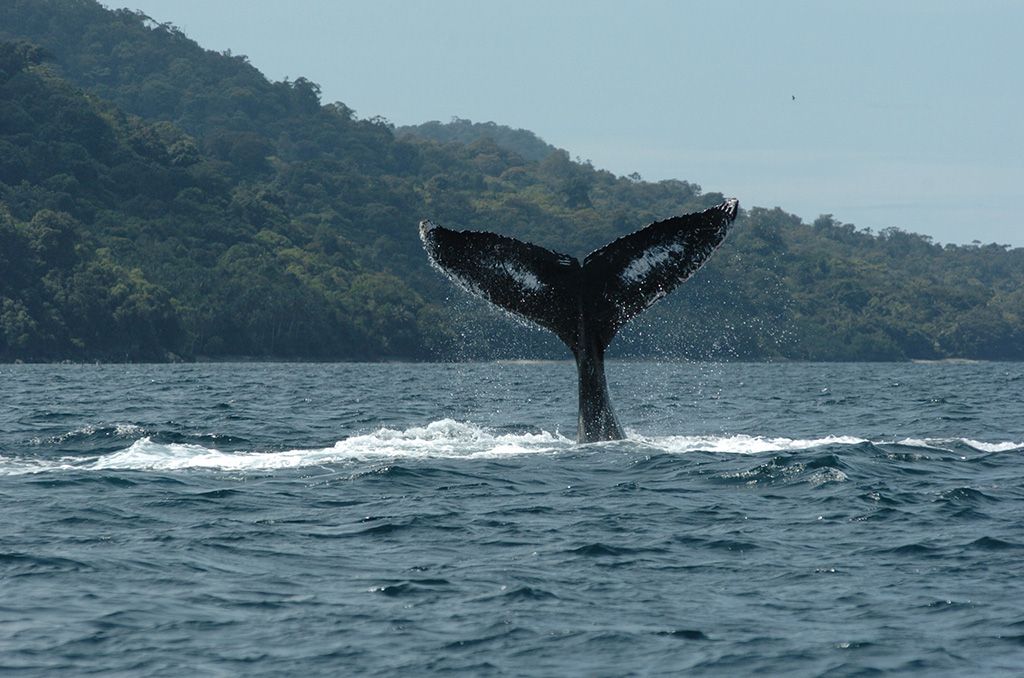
[0,456,82,476]
[893,437,1023,453]
[114,423,146,437]
[807,468,849,487]
[87,420,571,472]
[1,424,1019,475]
[961,439,1023,452]
[634,433,868,455]
[28,422,148,447]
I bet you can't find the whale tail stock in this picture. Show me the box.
[420,198,739,443]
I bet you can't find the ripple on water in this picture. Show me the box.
[2,362,1023,675]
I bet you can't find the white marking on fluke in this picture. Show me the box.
[620,243,688,283]
[503,263,545,291]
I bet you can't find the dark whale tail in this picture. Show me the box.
[420,198,739,443]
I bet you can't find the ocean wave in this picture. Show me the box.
[634,433,868,454]
[28,422,147,447]
[0,420,570,474]
[1,421,1020,475]
[892,438,1024,453]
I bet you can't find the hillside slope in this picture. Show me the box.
[1,0,1021,362]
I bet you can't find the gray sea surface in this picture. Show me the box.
[2,361,1023,675]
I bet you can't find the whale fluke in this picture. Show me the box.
[421,198,739,443]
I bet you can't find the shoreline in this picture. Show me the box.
[1,357,1009,366]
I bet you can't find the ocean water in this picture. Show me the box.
[1,361,1023,676]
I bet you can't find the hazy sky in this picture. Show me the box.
[119,1,1022,246]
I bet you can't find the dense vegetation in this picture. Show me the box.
[1,0,1021,362]
[396,118,558,163]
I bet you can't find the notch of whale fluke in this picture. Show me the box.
[421,199,740,443]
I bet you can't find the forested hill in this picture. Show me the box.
[396,119,558,163]
[1,0,1022,362]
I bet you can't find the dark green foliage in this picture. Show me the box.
[0,0,1021,362]
[397,118,557,163]
[0,206,182,360]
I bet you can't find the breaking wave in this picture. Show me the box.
[1,420,1020,475]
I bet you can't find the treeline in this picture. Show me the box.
[396,118,558,163]
[0,0,1021,362]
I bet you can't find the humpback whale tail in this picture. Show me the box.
[420,198,739,443]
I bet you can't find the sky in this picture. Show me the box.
[120,1,1023,246]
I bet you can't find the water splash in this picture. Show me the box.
[634,433,868,454]
[1,421,1019,475]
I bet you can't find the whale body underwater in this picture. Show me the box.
[420,198,739,443]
